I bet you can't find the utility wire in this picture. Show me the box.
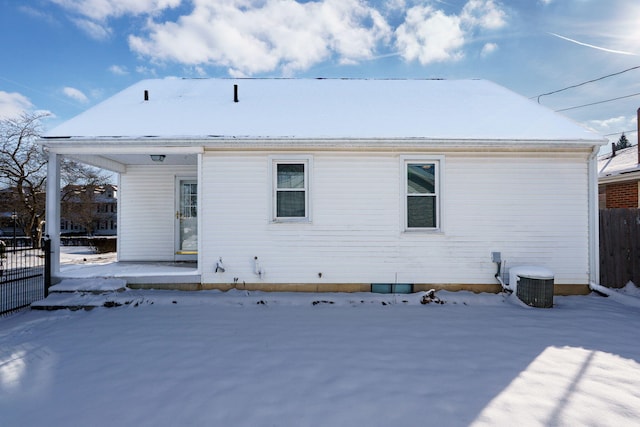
[0,75,80,108]
[555,92,640,112]
[603,129,637,136]
[532,65,640,103]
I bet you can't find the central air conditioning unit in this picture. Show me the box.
[509,266,555,308]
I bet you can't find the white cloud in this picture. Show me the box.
[51,0,182,41]
[395,6,465,64]
[62,87,89,103]
[461,0,507,30]
[72,18,112,40]
[108,65,129,75]
[50,0,181,21]
[135,65,157,76]
[20,5,60,25]
[0,91,33,119]
[51,0,509,74]
[481,42,498,57]
[385,0,406,11]
[193,66,207,77]
[587,115,638,146]
[588,115,635,131]
[395,0,507,65]
[128,0,391,76]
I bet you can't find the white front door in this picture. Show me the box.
[175,178,197,261]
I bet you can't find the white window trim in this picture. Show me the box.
[400,155,444,232]
[269,155,313,223]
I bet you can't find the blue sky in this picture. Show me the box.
[1,0,639,148]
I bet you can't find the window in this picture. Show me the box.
[404,159,441,230]
[371,284,414,294]
[272,157,311,221]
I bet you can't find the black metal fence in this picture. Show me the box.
[0,239,51,316]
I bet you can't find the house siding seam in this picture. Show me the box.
[200,151,589,287]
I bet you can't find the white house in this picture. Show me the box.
[41,78,606,294]
[598,142,640,209]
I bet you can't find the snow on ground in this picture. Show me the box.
[1,287,640,427]
[59,245,117,265]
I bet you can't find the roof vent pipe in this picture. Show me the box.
[611,142,616,157]
[144,90,149,101]
[234,84,239,103]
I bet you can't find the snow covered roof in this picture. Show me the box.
[45,78,604,143]
[598,144,640,179]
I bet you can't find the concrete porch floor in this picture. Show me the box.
[56,261,200,285]
[60,261,199,281]
[58,261,200,285]
[57,246,200,286]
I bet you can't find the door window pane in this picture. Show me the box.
[179,181,197,252]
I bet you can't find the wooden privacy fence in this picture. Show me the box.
[599,209,640,288]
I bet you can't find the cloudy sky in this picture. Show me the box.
[1,0,639,148]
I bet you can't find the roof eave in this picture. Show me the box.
[598,168,640,183]
[40,136,606,153]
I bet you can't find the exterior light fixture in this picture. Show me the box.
[150,155,166,162]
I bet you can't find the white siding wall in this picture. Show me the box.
[200,151,590,286]
[119,165,196,261]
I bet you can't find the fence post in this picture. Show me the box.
[44,237,51,298]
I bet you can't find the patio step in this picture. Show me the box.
[31,277,139,311]
[48,277,128,293]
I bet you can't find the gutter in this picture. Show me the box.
[40,136,605,152]
[598,169,640,185]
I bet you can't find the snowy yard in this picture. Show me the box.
[1,287,640,426]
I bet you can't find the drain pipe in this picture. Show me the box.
[587,144,600,285]
[494,259,510,292]
[254,256,264,278]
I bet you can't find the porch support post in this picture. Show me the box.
[46,151,61,277]
[196,151,203,278]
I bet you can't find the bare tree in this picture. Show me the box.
[0,113,109,245]
[0,113,48,245]
[60,184,106,236]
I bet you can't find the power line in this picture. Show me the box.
[603,129,637,137]
[0,75,80,109]
[531,65,640,103]
[555,92,640,112]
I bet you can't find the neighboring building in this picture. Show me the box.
[0,187,35,240]
[0,184,117,240]
[41,78,606,294]
[598,143,640,209]
[60,184,118,236]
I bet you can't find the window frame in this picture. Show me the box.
[270,155,312,223]
[401,156,444,232]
